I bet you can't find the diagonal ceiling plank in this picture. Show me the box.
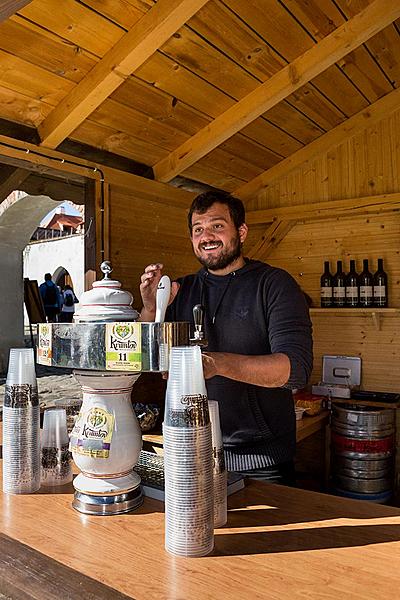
[0,1,32,22]
[38,0,210,149]
[0,167,30,201]
[152,0,400,183]
[235,86,400,201]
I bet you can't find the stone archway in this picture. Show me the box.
[0,192,61,373]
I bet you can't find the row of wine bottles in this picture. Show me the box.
[320,258,388,308]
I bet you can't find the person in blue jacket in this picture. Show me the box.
[39,273,62,322]
[139,191,313,485]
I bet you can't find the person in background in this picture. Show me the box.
[139,190,313,486]
[39,273,62,323]
[59,284,78,323]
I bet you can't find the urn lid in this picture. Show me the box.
[73,262,139,323]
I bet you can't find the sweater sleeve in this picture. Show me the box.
[265,269,313,389]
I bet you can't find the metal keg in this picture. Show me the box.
[331,404,395,498]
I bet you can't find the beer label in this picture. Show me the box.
[38,323,52,366]
[70,407,114,459]
[105,322,141,370]
[359,285,373,298]
[321,287,332,298]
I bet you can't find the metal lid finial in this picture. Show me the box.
[100,261,113,279]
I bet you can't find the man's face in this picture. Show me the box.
[190,203,248,272]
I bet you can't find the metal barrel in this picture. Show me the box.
[331,404,395,498]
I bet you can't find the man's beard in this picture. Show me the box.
[194,234,241,271]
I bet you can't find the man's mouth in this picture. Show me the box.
[200,242,222,251]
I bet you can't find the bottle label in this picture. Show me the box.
[321,287,332,298]
[373,285,386,298]
[359,286,373,298]
[333,287,346,298]
[38,323,52,366]
[346,288,358,299]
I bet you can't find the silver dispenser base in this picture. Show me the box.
[72,485,143,515]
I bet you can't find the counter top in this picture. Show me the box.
[1,466,399,599]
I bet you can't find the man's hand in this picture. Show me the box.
[139,263,180,322]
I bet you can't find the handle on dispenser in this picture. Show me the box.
[155,275,171,323]
[190,304,207,346]
[193,304,204,329]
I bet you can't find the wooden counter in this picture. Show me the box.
[1,466,400,599]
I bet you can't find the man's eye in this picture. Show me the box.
[194,228,202,234]
[214,223,223,229]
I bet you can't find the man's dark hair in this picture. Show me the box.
[44,273,52,281]
[187,190,245,233]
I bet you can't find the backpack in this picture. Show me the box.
[64,292,74,307]
[44,283,58,306]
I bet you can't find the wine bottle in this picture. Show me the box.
[320,261,333,307]
[373,258,388,307]
[332,260,346,307]
[359,259,373,307]
[345,259,359,307]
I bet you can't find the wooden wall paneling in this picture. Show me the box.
[236,89,400,201]
[260,211,400,393]
[108,183,198,306]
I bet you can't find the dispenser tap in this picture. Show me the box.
[190,304,208,347]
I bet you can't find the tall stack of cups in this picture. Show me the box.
[163,345,214,557]
[208,400,228,528]
[2,348,40,494]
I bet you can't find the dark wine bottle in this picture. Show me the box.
[345,259,359,307]
[373,258,388,307]
[332,260,346,307]
[320,261,333,307]
[359,258,373,307]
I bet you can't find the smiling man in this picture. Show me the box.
[139,190,313,485]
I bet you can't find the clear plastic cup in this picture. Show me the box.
[41,408,72,486]
[6,348,36,386]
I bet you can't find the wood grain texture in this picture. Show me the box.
[0,533,133,600]
[0,0,32,22]
[1,470,400,600]
[152,0,400,182]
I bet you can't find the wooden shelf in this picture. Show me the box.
[310,308,400,330]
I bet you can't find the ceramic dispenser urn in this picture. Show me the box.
[70,262,144,515]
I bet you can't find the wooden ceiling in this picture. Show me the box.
[0,0,400,202]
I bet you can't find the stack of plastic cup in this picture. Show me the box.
[163,345,214,557]
[2,348,40,494]
[208,400,227,528]
[41,408,73,486]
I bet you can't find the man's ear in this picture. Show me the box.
[239,223,248,243]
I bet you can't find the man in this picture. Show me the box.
[140,191,313,485]
[39,273,62,323]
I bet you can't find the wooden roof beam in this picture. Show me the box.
[236,87,400,201]
[0,167,30,201]
[152,0,400,183]
[0,1,32,22]
[38,0,210,149]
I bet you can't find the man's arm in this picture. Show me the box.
[202,352,291,387]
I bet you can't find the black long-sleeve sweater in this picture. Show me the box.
[166,259,313,471]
